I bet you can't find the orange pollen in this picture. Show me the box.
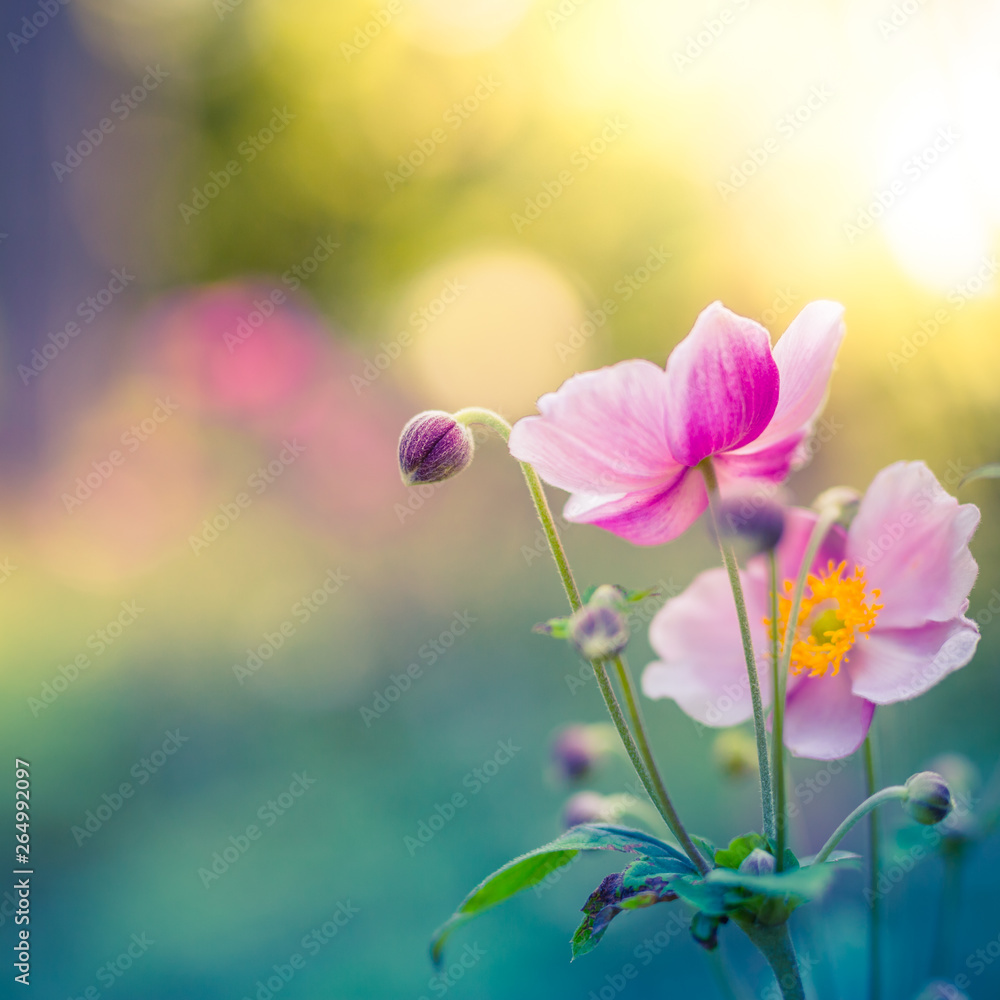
[763,560,883,678]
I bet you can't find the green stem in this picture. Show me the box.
[768,551,787,870]
[612,654,710,874]
[864,735,882,1000]
[699,459,773,840]
[456,407,708,875]
[735,917,805,1000]
[454,407,581,609]
[812,782,906,865]
[932,849,963,977]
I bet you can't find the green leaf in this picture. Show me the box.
[959,463,1000,489]
[714,832,769,870]
[671,876,736,917]
[533,617,570,639]
[570,857,694,959]
[706,859,846,901]
[430,824,686,965]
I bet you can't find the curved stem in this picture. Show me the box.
[454,407,581,609]
[612,654,710,874]
[813,782,906,865]
[768,551,787,870]
[864,735,882,1000]
[735,917,805,1000]
[699,459,773,840]
[456,407,708,874]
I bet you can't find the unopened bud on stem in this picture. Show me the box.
[398,410,475,485]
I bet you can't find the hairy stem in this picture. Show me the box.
[768,551,788,870]
[699,459,773,840]
[864,735,882,1000]
[813,782,906,865]
[735,917,805,1000]
[456,407,707,874]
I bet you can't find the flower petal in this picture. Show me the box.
[508,359,680,495]
[783,670,874,760]
[734,300,845,464]
[846,461,980,629]
[663,303,779,466]
[563,469,708,546]
[642,566,771,726]
[848,615,980,704]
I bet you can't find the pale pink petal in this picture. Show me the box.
[642,566,771,726]
[713,436,805,485]
[733,301,845,465]
[846,462,980,629]
[663,303,779,466]
[508,360,680,495]
[563,470,708,546]
[783,670,874,760]
[848,615,980,704]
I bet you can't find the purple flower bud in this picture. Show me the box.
[563,791,610,829]
[714,493,785,553]
[551,723,615,783]
[904,771,953,826]
[738,847,777,877]
[398,410,474,486]
[567,604,629,661]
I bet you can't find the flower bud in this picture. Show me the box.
[588,584,628,608]
[398,410,474,486]
[813,486,862,528]
[563,791,613,829]
[714,493,785,553]
[551,723,617,783]
[567,603,630,661]
[738,847,777,877]
[904,771,953,826]
[712,729,759,781]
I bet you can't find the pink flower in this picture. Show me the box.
[642,462,981,759]
[508,301,845,545]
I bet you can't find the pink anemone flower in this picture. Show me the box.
[508,300,845,545]
[642,462,980,759]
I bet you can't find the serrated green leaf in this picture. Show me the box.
[706,862,835,900]
[959,463,1000,489]
[430,824,686,965]
[714,832,769,870]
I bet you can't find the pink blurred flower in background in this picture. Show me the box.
[508,300,845,544]
[642,462,981,759]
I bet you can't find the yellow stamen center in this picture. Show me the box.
[764,560,883,678]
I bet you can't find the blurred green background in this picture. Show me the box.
[0,0,998,997]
